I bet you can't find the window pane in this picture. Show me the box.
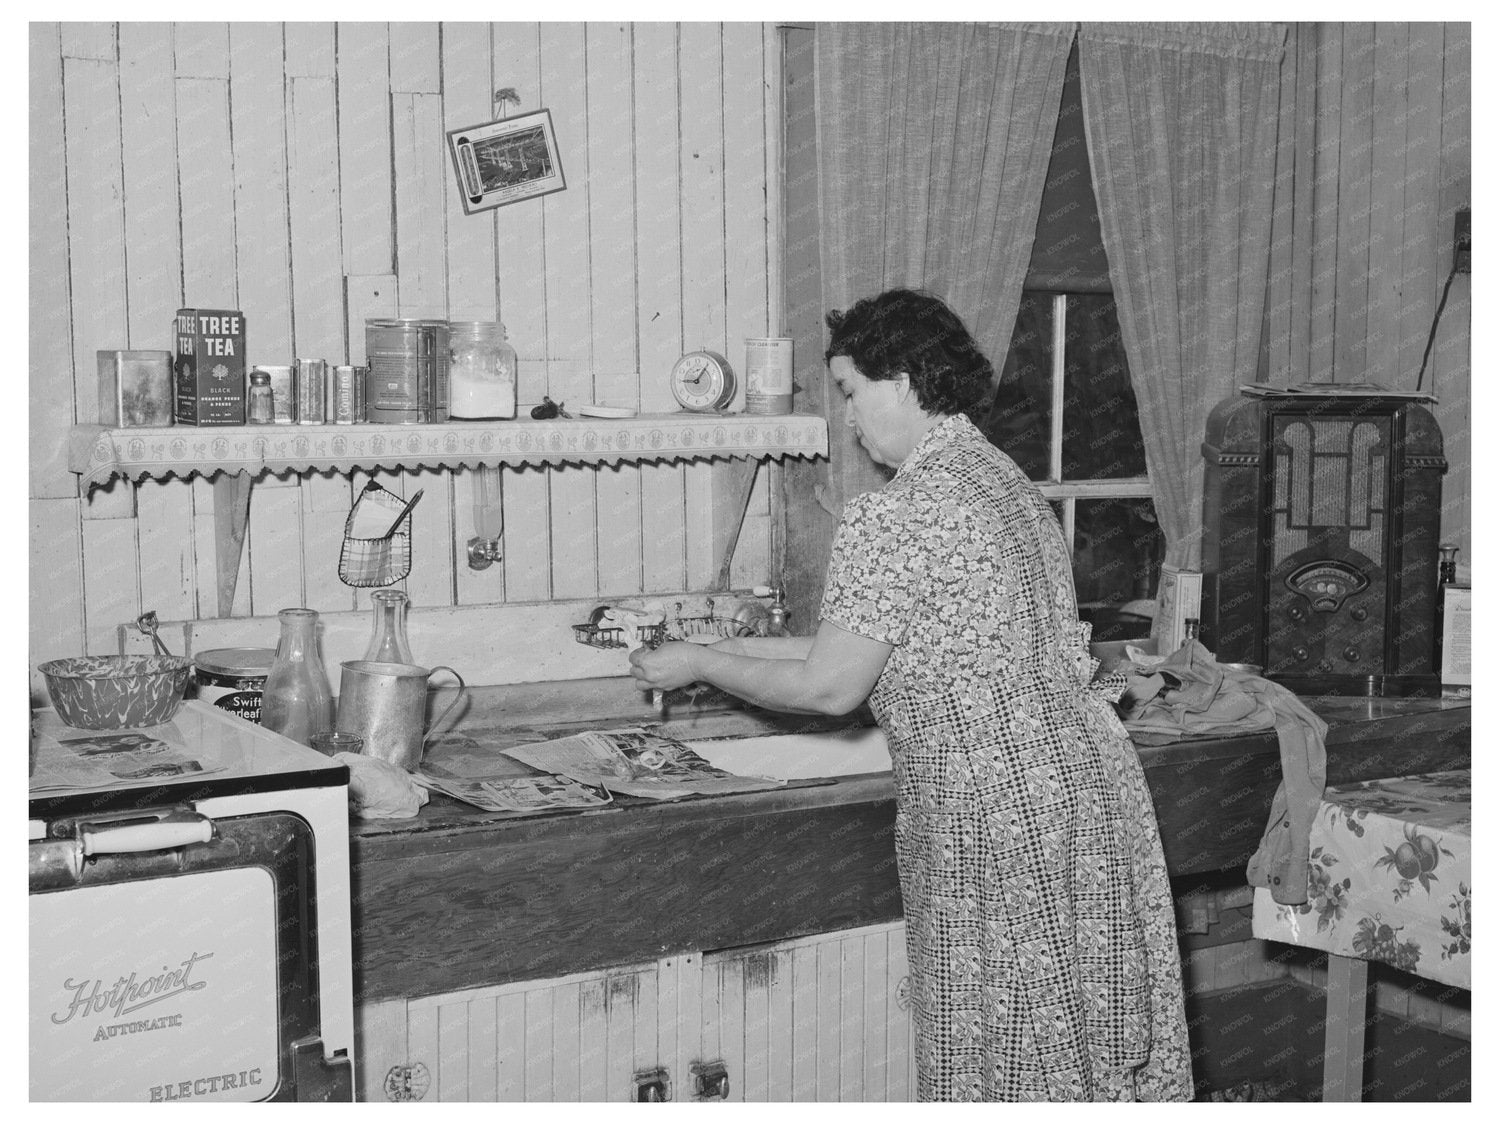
[1060,295,1148,479]
[981,292,1051,479]
[1072,497,1164,642]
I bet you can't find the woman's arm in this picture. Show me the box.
[629,619,891,715]
[712,635,814,660]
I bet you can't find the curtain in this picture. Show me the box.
[1079,22,1287,570]
[814,22,1075,512]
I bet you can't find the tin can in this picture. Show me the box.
[295,358,328,424]
[97,350,173,427]
[365,319,450,423]
[744,337,794,414]
[329,365,366,424]
[193,647,275,723]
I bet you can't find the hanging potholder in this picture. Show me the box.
[338,481,416,588]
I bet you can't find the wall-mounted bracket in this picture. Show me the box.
[632,1067,671,1102]
[691,1061,730,1101]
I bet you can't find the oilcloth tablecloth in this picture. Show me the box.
[1251,770,1471,989]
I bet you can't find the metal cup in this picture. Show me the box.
[335,660,466,771]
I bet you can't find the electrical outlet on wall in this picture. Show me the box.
[1454,207,1471,273]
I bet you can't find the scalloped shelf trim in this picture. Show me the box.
[68,415,829,485]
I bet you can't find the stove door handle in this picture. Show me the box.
[81,811,213,857]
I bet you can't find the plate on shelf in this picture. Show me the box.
[576,404,638,419]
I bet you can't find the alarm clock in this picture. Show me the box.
[670,351,736,412]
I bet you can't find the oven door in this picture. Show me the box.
[29,805,352,1102]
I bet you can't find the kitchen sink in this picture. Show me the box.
[682,726,891,780]
[429,678,893,783]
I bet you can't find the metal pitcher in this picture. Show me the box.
[336,660,466,771]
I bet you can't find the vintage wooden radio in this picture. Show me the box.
[1200,387,1446,697]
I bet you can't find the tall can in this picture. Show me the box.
[365,319,450,423]
[329,364,367,424]
[744,337,795,415]
[295,358,328,424]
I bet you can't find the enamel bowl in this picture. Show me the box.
[39,655,193,730]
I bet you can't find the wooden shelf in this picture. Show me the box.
[66,414,827,617]
[67,413,829,487]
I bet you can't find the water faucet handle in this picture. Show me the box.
[749,584,789,635]
[466,536,502,569]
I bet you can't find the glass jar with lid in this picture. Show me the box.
[448,320,517,420]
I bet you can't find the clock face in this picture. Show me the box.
[670,351,736,412]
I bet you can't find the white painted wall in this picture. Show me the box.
[29,21,777,681]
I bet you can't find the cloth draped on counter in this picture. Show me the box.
[1116,641,1327,905]
[337,751,429,819]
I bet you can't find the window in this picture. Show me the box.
[976,40,1163,641]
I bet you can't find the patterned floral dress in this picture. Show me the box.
[820,414,1193,1101]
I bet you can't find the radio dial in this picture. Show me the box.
[1350,606,1368,621]
[1288,605,1306,622]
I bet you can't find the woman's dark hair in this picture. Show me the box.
[824,288,994,416]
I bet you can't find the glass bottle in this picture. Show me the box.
[363,588,414,664]
[261,608,334,747]
[1438,543,1459,587]
[447,320,517,420]
[1436,544,1460,684]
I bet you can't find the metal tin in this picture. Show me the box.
[193,647,274,724]
[329,365,366,424]
[365,319,450,423]
[295,358,328,425]
[744,337,794,414]
[97,350,173,427]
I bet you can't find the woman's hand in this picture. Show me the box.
[628,641,703,691]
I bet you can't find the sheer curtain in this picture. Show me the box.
[815,22,1075,511]
[1079,23,1287,569]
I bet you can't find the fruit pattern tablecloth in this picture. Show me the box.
[1252,769,1471,989]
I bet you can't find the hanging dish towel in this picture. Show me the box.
[1116,640,1327,905]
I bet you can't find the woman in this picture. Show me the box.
[630,289,1192,1102]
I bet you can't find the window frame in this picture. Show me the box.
[1027,292,1152,556]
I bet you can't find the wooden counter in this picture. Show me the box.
[348,696,1469,1004]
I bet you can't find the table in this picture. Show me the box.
[1251,769,1471,1101]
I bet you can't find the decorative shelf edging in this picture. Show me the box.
[68,413,830,487]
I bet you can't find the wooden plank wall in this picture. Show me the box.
[1264,22,1471,570]
[28,21,775,670]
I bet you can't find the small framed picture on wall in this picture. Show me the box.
[446,108,566,215]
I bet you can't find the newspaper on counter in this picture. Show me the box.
[412,772,613,814]
[499,727,785,800]
[29,727,227,792]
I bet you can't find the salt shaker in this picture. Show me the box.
[248,369,274,424]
